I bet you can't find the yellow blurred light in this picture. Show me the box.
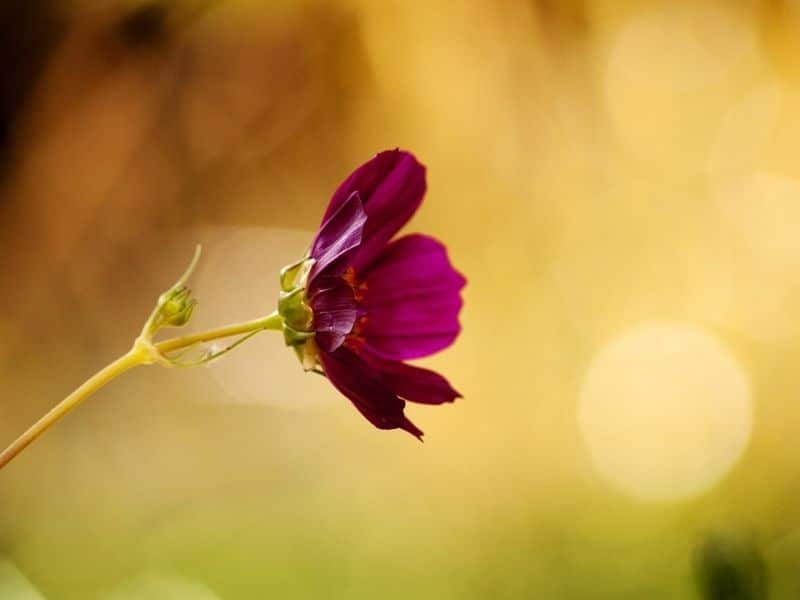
[708,81,781,179]
[578,324,752,502]
[709,171,800,339]
[0,560,45,599]
[604,3,758,166]
[694,80,800,340]
[104,573,221,600]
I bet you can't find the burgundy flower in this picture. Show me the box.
[279,150,465,438]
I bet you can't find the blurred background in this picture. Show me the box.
[0,0,798,597]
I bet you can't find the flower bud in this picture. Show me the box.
[157,286,197,329]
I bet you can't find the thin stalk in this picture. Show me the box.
[0,348,144,470]
[0,311,283,470]
[155,312,282,354]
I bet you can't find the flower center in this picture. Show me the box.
[342,266,368,302]
[340,266,369,351]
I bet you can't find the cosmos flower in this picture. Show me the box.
[278,150,466,438]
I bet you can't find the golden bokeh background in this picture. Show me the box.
[0,0,798,597]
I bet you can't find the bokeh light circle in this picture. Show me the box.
[604,3,758,165]
[578,324,752,502]
[178,225,325,409]
[700,170,800,341]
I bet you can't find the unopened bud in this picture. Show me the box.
[159,286,197,328]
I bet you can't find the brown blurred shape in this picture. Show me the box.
[0,1,374,358]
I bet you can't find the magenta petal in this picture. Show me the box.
[310,282,357,352]
[362,352,461,405]
[309,191,366,283]
[363,234,466,303]
[321,150,426,270]
[362,234,466,361]
[319,347,423,439]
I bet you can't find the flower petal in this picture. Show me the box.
[322,150,426,270]
[309,191,366,283]
[319,347,423,439]
[362,351,461,405]
[361,234,466,360]
[310,281,357,352]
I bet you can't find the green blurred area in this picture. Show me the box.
[1,0,800,597]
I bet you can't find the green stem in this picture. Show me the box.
[154,312,282,354]
[0,348,143,470]
[0,311,283,471]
